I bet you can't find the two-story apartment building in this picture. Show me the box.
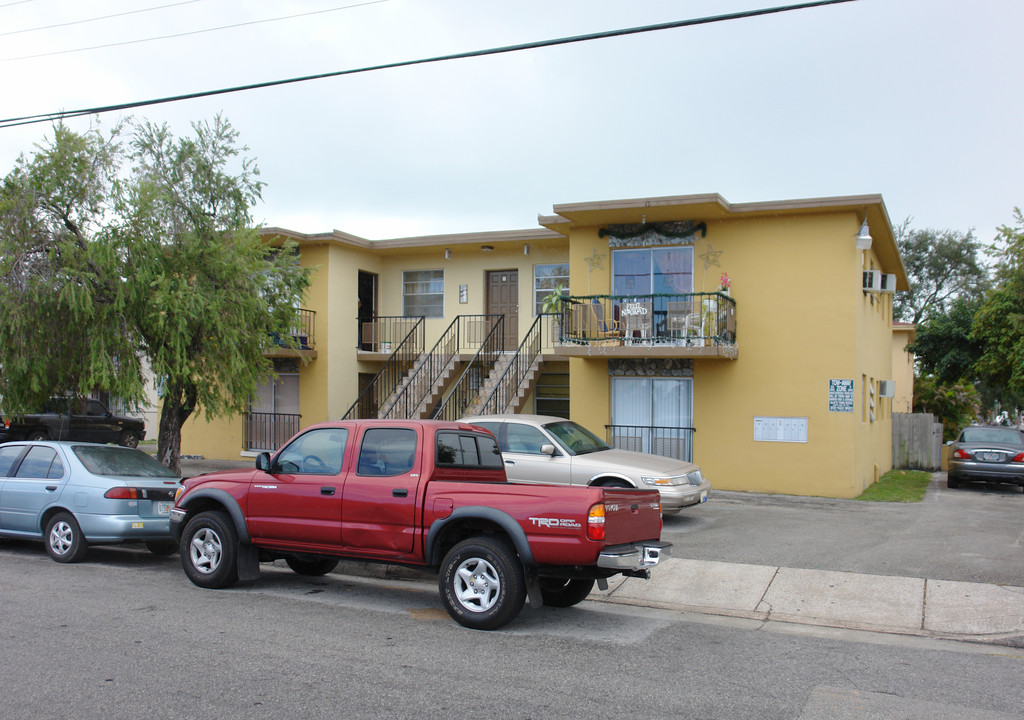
[179,192,908,498]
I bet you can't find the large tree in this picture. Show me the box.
[0,116,310,472]
[892,221,989,324]
[972,208,1024,401]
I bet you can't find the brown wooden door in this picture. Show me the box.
[486,270,518,351]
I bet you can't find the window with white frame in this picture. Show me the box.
[403,269,444,318]
[610,376,694,461]
[533,263,569,315]
[612,247,694,296]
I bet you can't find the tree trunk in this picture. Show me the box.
[157,381,198,475]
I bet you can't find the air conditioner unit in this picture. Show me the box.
[880,273,897,293]
[862,270,881,292]
[879,380,895,398]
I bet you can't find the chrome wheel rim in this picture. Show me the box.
[190,527,223,575]
[453,557,500,612]
[49,521,74,556]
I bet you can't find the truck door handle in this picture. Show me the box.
[393,488,408,497]
[320,487,335,495]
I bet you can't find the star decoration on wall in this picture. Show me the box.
[700,244,723,270]
[584,248,605,272]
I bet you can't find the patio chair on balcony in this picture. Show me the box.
[667,301,701,343]
[566,299,622,344]
[620,300,653,343]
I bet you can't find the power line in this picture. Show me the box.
[1,0,204,37]
[0,0,860,130]
[0,0,390,61]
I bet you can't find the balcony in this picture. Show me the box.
[555,293,737,359]
[266,309,317,358]
[606,424,695,463]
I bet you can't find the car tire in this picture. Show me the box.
[27,431,48,442]
[180,511,239,589]
[438,536,526,631]
[45,513,88,563]
[118,431,140,448]
[538,577,595,608]
[599,479,632,488]
[285,555,340,576]
[947,475,959,489]
[145,540,178,556]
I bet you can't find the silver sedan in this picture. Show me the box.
[947,425,1024,491]
[460,414,710,514]
[0,441,181,562]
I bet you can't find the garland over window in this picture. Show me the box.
[600,221,707,248]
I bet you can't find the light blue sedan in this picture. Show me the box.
[0,441,181,562]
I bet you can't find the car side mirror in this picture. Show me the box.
[255,452,272,471]
[540,444,557,456]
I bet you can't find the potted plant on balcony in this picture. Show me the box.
[541,284,569,344]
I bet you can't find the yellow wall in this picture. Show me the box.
[891,326,916,413]
[565,211,897,498]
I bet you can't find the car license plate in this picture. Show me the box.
[700,490,708,503]
[981,452,1002,462]
[157,501,173,515]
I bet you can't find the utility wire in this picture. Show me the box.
[1,0,389,61]
[1,0,204,37]
[0,0,860,130]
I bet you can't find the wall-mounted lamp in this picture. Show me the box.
[480,245,494,253]
[856,218,873,250]
[444,248,452,260]
[523,244,530,256]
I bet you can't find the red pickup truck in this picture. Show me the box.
[170,419,670,630]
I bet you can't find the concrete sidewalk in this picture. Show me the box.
[596,557,1024,647]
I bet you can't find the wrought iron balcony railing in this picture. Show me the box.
[557,293,735,348]
[605,424,695,463]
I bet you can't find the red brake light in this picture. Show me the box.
[1013,453,1024,463]
[953,449,971,460]
[103,487,140,500]
[587,503,606,541]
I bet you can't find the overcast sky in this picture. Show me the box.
[2,0,1020,244]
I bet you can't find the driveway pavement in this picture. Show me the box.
[179,459,1024,646]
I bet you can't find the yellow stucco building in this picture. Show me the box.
[180,192,909,498]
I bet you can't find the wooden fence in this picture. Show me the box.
[892,412,943,470]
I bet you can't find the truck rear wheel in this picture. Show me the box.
[180,511,239,589]
[538,577,595,608]
[438,536,526,631]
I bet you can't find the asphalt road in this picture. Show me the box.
[662,473,1024,586]
[0,542,1021,720]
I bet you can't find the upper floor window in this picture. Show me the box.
[533,263,569,315]
[403,270,444,318]
[612,247,693,296]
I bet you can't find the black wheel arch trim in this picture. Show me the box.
[178,488,252,543]
[425,506,535,568]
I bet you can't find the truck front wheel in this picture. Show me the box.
[180,511,239,589]
[538,577,595,608]
[439,536,526,631]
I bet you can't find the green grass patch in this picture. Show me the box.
[856,469,932,502]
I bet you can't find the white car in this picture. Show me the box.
[459,414,710,514]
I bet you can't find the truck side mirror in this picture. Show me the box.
[255,452,272,471]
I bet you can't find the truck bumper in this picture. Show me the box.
[597,541,671,572]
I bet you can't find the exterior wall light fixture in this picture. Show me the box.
[856,218,873,250]
[481,245,494,253]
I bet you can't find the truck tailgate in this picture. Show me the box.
[600,488,663,544]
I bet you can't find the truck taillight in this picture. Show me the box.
[587,503,606,541]
[104,487,140,500]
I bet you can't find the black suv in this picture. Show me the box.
[0,398,145,447]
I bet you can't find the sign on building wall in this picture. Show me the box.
[828,379,855,412]
[753,417,808,443]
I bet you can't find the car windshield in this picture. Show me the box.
[544,421,610,456]
[959,427,1024,445]
[72,445,179,478]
